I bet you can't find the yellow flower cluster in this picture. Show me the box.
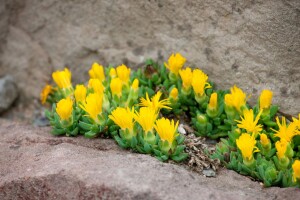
[41,53,300,186]
[109,91,179,145]
[41,62,139,126]
[177,64,211,97]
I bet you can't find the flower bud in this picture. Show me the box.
[169,88,178,100]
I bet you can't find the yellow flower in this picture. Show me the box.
[271,117,300,142]
[169,88,178,100]
[260,133,270,146]
[164,53,186,75]
[259,90,273,110]
[109,68,117,78]
[80,93,103,122]
[275,139,288,159]
[89,62,105,82]
[179,67,193,89]
[52,68,72,89]
[292,160,300,182]
[116,64,131,84]
[292,114,300,128]
[154,117,179,144]
[74,84,87,103]
[110,78,123,97]
[224,85,247,113]
[236,133,259,162]
[208,92,218,110]
[109,107,135,130]
[139,91,171,113]
[56,98,73,121]
[191,69,211,96]
[236,109,263,136]
[131,78,139,91]
[40,84,52,104]
[134,107,157,133]
[88,78,104,95]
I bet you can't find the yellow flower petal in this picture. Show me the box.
[139,91,171,113]
[208,92,218,110]
[271,117,300,142]
[56,98,73,120]
[109,107,135,130]
[74,84,87,103]
[40,84,52,104]
[191,69,211,96]
[224,85,247,112]
[88,78,104,95]
[80,93,103,122]
[236,109,263,135]
[170,88,178,100]
[154,117,179,144]
[116,64,131,84]
[260,133,270,146]
[275,139,288,159]
[109,68,117,78]
[52,68,72,89]
[110,78,123,97]
[164,53,186,75]
[179,67,192,89]
[89,62,105,82]
[131,78,139,91]
[134,107,157,133]
[236,133,259,161]
[259,89,273,110]
[292,160,300,182]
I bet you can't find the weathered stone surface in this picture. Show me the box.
[0,0,299,115]
[0,75,18,113]
[0,119,299,199]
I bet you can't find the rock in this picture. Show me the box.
[0,0,300,115]
[203,168,216,177]
[0,119,299,200]
[0,75,18,113]
[178,124,186,135]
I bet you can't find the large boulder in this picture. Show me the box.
[0,119,299,199]
[0,0,299,115]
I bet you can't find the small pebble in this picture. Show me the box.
[203,169,216,177]
[178,124,186,135]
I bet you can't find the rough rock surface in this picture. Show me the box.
[0,119,299,200]
[0,75,18,113]
[0,0,299,115]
